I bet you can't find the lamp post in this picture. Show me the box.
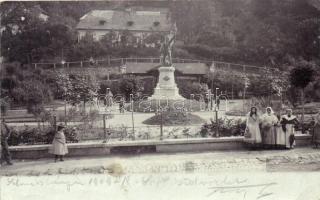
[160,107,163,140]
[190,94,194,112]
[211,79,214,110]
[130,94,135,139]
[206,93,209,111]
[215,88,219,137]
[62,61,67,125]
[106,87,110,108]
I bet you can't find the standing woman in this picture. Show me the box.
[275,114,286,149]
[244,107,262,148]
[49,124,68,162]
[260,107,278,149]
[312,110,320,148]
[281,109,299,149]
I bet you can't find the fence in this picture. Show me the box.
[32,57,278,75]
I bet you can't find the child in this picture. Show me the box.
[49,124,68,162]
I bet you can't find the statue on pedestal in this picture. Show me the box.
[150,23,184,100]
[160,24,177,66]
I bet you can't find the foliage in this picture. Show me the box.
[0,98,11,115]
[203,70,244,98]
[56,72,99,106]
[200,117,246,137]
[7,125,78,146]
[1,1,319,66]
[142,111,206,126]
[119,76,143,101]
[289,61,315,89]
[177,81,208,99]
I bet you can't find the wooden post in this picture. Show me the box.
[64,100,67,126]
[34,63,37,69]
[231,74,234,100]
[103,114,106,140]
[160,110,163,140]
[53,115,57,131]
[80,61,83,68]
[54,63,56,69]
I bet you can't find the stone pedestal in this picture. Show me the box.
[150,66,184,100]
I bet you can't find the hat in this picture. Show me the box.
[57,124,65,129]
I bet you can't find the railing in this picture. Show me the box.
[32,57,278,74]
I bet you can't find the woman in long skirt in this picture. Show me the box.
[281,109,299,149]
[260,107,278,148]
[275,114,286,149]
[49,124,68,162]
[312,111,320,148]
[244,107,262,148]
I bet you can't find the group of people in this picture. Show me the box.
[244,107,299,149]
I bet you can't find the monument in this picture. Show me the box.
[150,25,184,100]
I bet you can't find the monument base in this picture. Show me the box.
[149,66,184,100]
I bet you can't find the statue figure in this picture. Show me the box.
[160,23,177,66]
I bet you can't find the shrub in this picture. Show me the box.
[200,117,246,137]
[143,111,206,126]
[177,81,208,99]
[0,98,10,115]
[8,125,79,146]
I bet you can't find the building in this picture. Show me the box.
[76,7,172,45]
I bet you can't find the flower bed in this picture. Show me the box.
[142,111,206,126]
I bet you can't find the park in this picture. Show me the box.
[0,2,320,199]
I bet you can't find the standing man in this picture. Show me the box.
[1,119,13,165]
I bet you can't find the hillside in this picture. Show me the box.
[0,0,319,67]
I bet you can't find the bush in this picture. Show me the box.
[177,81,208,99]
[143,111,206,126]
[182,44,213,59]
[8,125,79,146]
[200,118,246,137]
[0,98,10,115]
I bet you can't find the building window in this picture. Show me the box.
[99,20,106,25]
[153,21,160,26]
[127,21,134,26]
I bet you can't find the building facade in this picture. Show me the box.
[76,7,172,46]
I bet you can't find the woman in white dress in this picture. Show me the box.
[281,109,299,149]
[244,107,262,148]
[275,114,286,149]
[260,107,278,148]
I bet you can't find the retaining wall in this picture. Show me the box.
[9,134,312,159]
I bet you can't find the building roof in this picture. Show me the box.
[124,62,209,75]
[77,8,172,32]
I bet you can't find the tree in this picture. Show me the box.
[289,60,315,123]
[170,1,213,44]
[119,76,143,101]
[56,72,99,112]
